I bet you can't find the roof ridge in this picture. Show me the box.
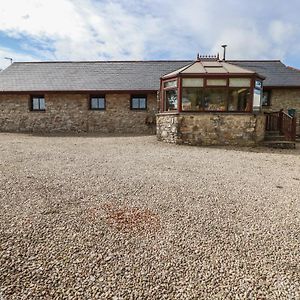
[11,59,284,65]
[228,60,282,62]
[12,60,194,64]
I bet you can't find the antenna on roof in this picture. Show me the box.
[4,57,13,65]
[221,45,227,61]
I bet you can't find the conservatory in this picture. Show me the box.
[156,57,266,146]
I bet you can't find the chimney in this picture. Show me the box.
[221,45,227,61]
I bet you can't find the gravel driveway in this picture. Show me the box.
[0,133,299,300]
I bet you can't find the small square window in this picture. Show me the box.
[131,96,147,110]
[31,96,45,111]
[90,96,106,110]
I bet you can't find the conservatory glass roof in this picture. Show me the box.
[162,60,261,78]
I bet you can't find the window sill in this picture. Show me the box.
[130,109,147,111]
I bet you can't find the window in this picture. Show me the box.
[262,90,271,106]
[161,76,256,113]
[228,88,251,112]
[203,88,227,111]
[182,88,204,111]
[90,96,105,110]
[253,80,263,111]
[31,96,45,111]
[165,89,178,111]
[229,78,251,87]
[182,78,204,87]
[164,80,177,88]
[131,96,147,110]
[206,79,227,86]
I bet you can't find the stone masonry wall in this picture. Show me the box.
[156,114,180,144]
[263,88,300,135]
[264,89,300,112]
[0,93,157,133]
[157,113,266,146]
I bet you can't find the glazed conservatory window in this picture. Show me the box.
[182,78,204,87]
[164,80,177,88]
[229,78,251,87]
[31,96,45,111]
[228,88,251,112]
[165,89,178,111]
[203,88,227,111]
[182,88,204,111]
[206,79,227,86]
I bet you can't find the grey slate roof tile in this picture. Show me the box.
[0,60,299,92]
[229,60,300,87]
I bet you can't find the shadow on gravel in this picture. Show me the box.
[209,144,300,156]
[173,142,300,156]
[30,133,155,138]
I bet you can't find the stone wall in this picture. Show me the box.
[265,89,300,112]
[157,113,266,146]
[263,88,300,135]
[0,93,157,133]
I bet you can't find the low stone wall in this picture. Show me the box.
[157,113,266,146]
[0,93,157,134]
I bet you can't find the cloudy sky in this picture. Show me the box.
[0,0,299,69]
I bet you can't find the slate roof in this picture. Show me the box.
[229,60,300,87]
[0,60,299,92]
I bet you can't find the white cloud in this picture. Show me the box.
[0,0,299,66]
[0,46,38,69]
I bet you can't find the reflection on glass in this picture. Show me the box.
[228,88,251,112]
[139,98,146,108]
[132,98,139,109]
[165,89,177,111]
[32,98,39,110]
[39,98,45,110]
[203,88,227,111]
[32,97,45,110]
[164,80,177,88]
[182,88,203,111]
[91,97,105,109]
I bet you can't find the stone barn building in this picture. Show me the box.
[0,59,299,146]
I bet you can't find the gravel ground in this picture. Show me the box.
[0,133,299,300]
